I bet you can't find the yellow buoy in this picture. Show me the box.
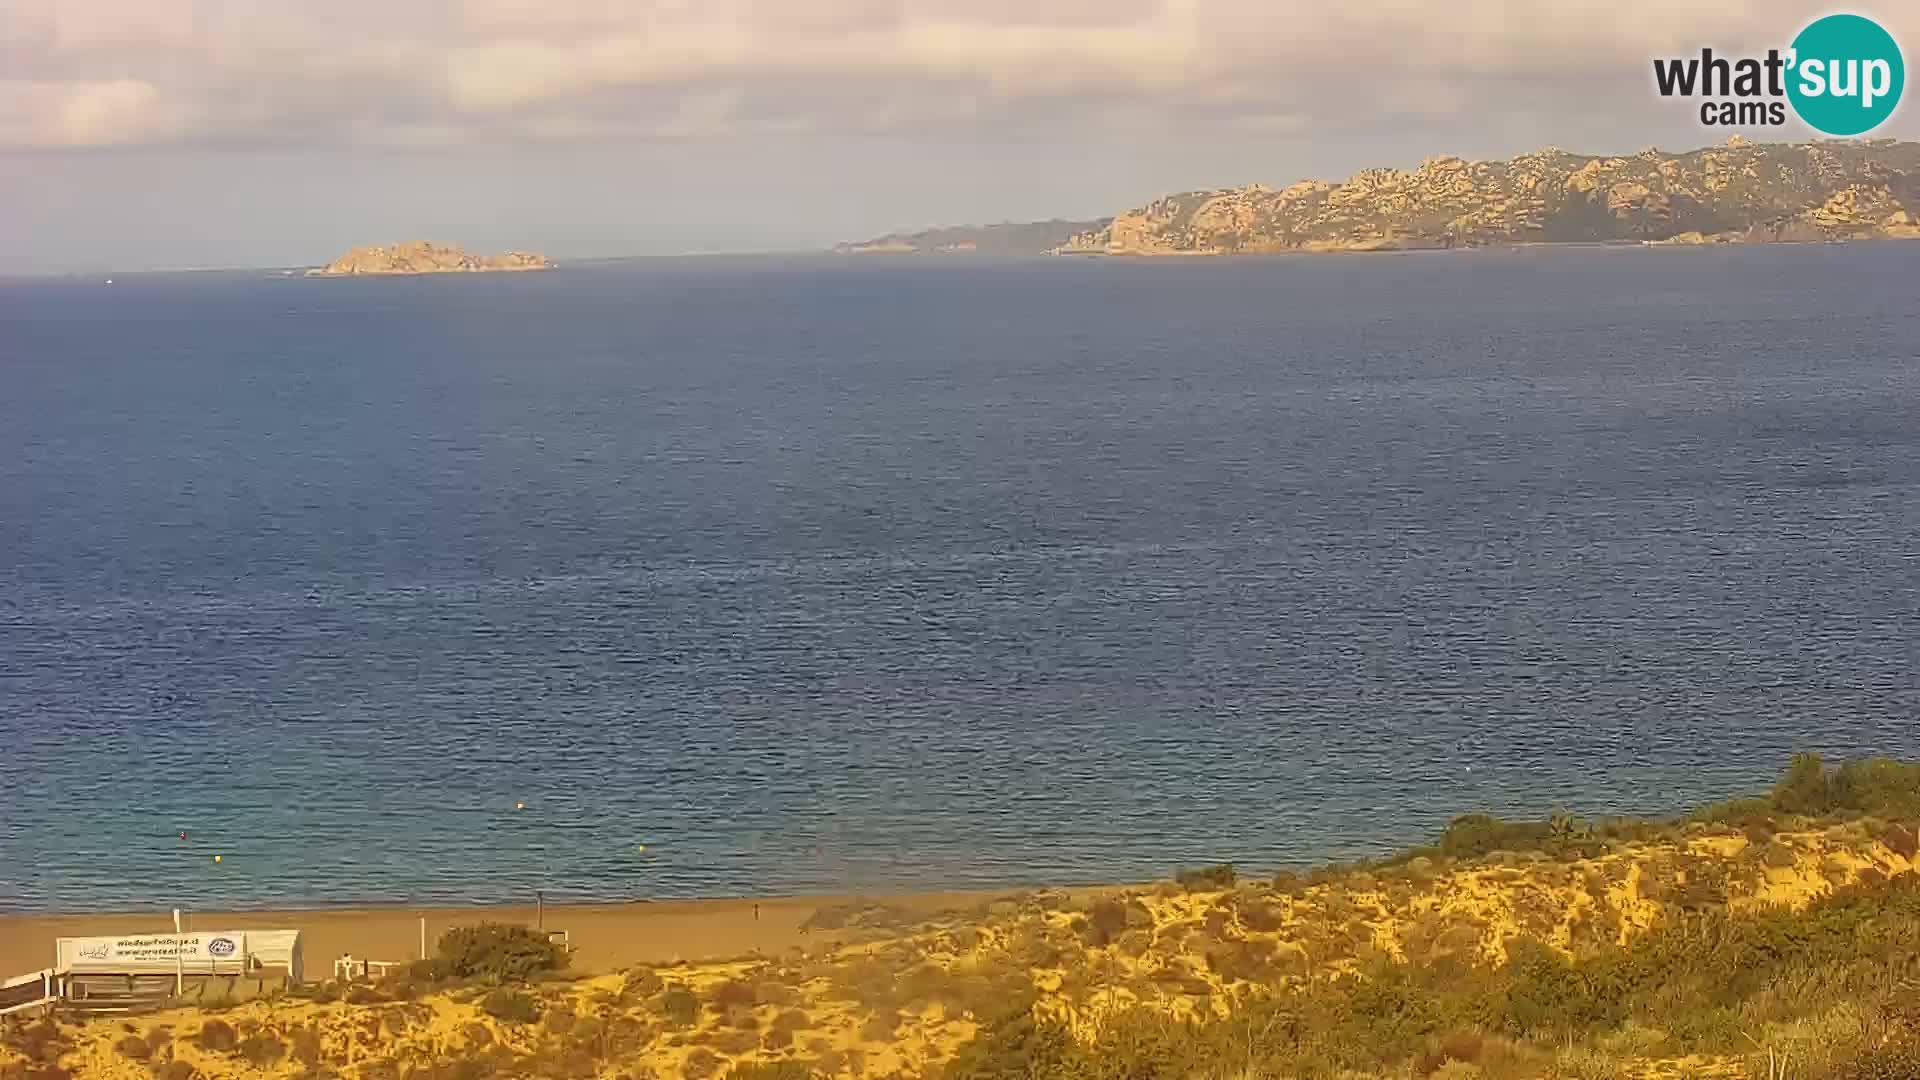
[213,855,222,863]
[515,802,526,810]
[636,844,647,854]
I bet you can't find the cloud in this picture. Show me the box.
[52,79,172,145]
[1,0,1911,150]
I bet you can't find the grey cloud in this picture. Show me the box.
[2,0,1912,149]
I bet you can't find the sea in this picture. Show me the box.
[2,246,1916,913]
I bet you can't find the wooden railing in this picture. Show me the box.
[0,968,62,1017]
[332,957,405,981]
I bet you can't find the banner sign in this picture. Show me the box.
[58,932,248,971]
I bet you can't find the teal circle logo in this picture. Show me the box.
[1787,14,1904,135]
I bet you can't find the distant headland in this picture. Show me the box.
[836,137,1920,256]
[306,241,553,276]
[832,219,1104,255]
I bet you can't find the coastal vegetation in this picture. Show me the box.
[5,754,1919,1080]
[430,924,569,985]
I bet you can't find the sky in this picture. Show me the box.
[4,0,1918,272]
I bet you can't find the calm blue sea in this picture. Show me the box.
[2,247,1917,912]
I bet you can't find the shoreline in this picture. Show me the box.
[0,886,1087,978]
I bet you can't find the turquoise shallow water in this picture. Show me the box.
[1,247,1917,912]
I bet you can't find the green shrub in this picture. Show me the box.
[754,980,800,1006]
[1671,860,1732,911]
[1497,936,1622,1035]
[941,996,1071,1080]
[1692,797,1777,828]
[1832,758,1920,819]
[234,1034,286,1066]
[799,902,918,932]
[381,1002,430,1036]
[192,1019,238,1053]
[621,966,664,1000]
[660,985,700,1026]
[1438,815,1567,860]
[480,987,540,1024]
[1301,967,1446,1065]
[710,979,757,1008]
[406,957,456,983]
[826,955,906,1007]
[1115,930,1153,958]
[288,1025,322,1064]
[1174,864,1237,892]
[1080,898,1132,945]
[1271,869,1306,895]
[602,1013,655,1059]
[1772,752,1834,815]
[287,978,343,1003]
[1204,938,1279,983]
[1238,899,1285,932]
[2,1017,72,1067]
[1762,841,1800,868]
[437,924,567,984]
[542,1004,576,1035]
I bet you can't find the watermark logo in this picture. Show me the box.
[1789,15,1904,134]
[1653,13,1904,135]
[207,937,238,957]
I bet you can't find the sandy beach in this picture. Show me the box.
[0,890,1022,979]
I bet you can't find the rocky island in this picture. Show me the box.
[307,241,553,276]
[839,138,1920,256]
